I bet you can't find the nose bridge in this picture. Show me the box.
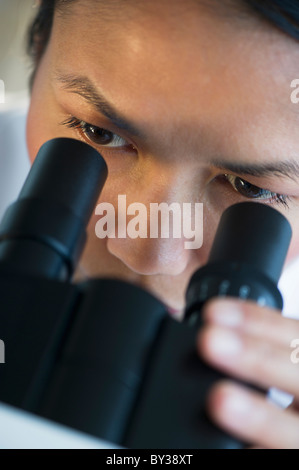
[143,161,204,247]
[106,162,205,276]
[146,161,202,206]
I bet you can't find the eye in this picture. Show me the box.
[60,116,135,149]
[224,174,290,207]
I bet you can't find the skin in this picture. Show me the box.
[26,0,299,448]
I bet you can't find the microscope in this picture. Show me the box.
[0,138,292,448]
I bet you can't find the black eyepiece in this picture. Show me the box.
[185,202,292,324]
[0,138,108,280]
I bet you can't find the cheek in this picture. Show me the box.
[26,81,62,164]
[283,211,299,265]
[26,64,48,162]
[26,99,47,164]
[286,235,299,264]
[26,82,73,164]
[26,48,63,163]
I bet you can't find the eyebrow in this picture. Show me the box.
[212,159,299,181]
[54,71,144,138]
[54,71,299,180]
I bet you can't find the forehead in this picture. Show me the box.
[53,0,299,92]
[51,0,299,161]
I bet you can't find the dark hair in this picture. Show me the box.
[27,0,55,88]
[245,0,299,40]
[27,0,299,87]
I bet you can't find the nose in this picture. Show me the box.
[103,166,205,276]
[107,229,192,276]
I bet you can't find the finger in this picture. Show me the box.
[202,298,299,347]
[198,324,299,398]
[207,381,299,449]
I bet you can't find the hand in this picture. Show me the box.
[197,298,299,449]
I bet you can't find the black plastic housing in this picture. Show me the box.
[0,139,292,448]
[185,202,292,326]
[0,138,107,279]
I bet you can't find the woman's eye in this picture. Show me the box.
[60,116,133,149]
[224,174,290,207]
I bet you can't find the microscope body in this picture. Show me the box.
[0,138,292,449]
[0,271,243,448]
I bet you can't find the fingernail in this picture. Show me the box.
[222,387,252,419]
[207,300,243,328]
[208,328,242,357]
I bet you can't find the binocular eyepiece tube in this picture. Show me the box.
[0,138,292,449]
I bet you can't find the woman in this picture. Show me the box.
[26,0,299,448]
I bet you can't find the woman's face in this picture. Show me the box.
[26,0,299,315]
